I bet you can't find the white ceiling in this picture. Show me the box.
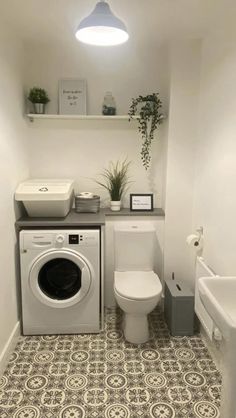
[1,0,235,45]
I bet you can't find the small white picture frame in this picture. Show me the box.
[59,79,87,115]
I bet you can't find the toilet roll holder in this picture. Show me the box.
[186,226,204,251]
[195,226,203,247]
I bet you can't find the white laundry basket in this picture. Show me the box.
[15,179,74,217]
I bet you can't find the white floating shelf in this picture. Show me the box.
[27,114,140,122]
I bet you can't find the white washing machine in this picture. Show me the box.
[20,229,101,335]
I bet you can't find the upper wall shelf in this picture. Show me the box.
[27,114,166,123]
[27,114,140,123]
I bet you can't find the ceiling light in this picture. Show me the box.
[75,0,129,46]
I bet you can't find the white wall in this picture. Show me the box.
[0,25,29,372]
[164,40,201,286]
[193,33,236,276]
[24,40,169,208]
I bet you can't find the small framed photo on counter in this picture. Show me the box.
[130,194,154,211]
[59,78,86,115]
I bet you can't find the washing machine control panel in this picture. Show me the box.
[20,230,99,250]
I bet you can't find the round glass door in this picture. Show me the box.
[38,258,81,300]
[29,250,92,308]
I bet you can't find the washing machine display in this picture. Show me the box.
[69,234,79,244]
[20,229,101,335]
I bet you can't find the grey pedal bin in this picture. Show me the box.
[164,279,194,336]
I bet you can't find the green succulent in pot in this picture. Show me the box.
[28,87,50,114]
[95,159,131,211]
[128,93,163,170]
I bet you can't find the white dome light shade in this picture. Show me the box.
[75,1,129,46]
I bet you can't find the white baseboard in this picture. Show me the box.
[0,321,21,376]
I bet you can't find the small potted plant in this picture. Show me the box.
[28,87,50,114]
[128,93,163,170]
[95,159,131,211]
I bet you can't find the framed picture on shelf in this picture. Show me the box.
[59,79,86,115]
[130,194,154,211]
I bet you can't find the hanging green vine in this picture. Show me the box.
[128,93,163,170]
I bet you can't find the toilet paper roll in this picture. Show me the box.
[78,192,94,199]
[186,234,203,251]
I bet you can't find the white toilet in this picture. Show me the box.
[114,222,162,344]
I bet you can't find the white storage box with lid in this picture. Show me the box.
[15,179,74,217]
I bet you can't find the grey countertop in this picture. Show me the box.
[16,208,165,229]
[105,208,165,217]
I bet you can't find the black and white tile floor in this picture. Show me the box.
[0,308,221,418]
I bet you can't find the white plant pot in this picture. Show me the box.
[110,201,121,211]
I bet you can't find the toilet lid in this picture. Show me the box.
[114,271,162,300]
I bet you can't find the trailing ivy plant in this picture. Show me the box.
[128,93,163,170]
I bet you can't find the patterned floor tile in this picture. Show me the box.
[0,308,221,417]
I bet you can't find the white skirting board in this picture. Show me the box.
[0,321,20,376]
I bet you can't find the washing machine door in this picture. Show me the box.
[29,249,93,308]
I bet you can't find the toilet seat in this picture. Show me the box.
[114,271,162,301]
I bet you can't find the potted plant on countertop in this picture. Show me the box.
[128,93,163,170]
[28,87,50,114]
[95,159,131,211]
